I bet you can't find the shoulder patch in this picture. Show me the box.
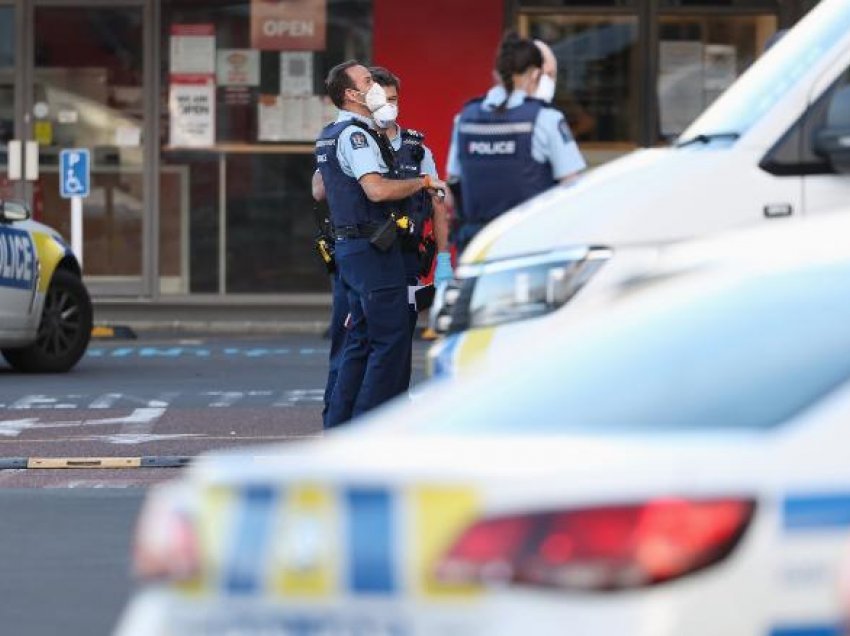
[403,128,424,140]
[350,131,368,150]
[558,118,574,144]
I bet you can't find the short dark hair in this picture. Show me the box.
[369,66,400,91]
[326,60,359,108]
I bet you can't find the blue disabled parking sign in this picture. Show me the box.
[59,148,90,198]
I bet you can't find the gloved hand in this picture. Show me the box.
[434,252,453,287]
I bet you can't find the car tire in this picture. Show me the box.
[1,269,93,373]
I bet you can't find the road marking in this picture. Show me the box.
[0,407,166,438]
[273,389,324,407]
[84,346,329,359]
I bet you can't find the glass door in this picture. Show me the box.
[0,2,24,201]
[24,1,150,295]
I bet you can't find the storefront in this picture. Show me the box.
[0,0,817,300]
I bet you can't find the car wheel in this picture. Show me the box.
[1,269,93,373]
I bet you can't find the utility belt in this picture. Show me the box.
[335,214,419,253]
[334,222,385,240]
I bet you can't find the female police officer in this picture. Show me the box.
[446,32,587,253]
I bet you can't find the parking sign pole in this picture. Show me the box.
[59,148,90,272]
[71,196,83,269]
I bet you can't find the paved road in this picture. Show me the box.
[0,333,430,488]
[0,333,432,635]
[0,489,144,636]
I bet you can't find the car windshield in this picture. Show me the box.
[679,0,850,145]
[403,262,850,435]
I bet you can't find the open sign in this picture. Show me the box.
[251,0,326,51]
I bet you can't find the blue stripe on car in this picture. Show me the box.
[784,494,850,530]
[769,625,841,636]
[346,488,395,593]
[225,486,278,594]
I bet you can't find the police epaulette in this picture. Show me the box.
[402,128,425,141]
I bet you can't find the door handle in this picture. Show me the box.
[24,141,39,181]
[6,140,39,181]
[764,203,792,218]
[7,139,21,180]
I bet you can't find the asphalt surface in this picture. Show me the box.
[0,332,433,635]
[0,333,430,487]
[0,489,144,636]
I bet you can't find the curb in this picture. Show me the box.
[0,456,192,470]
[92,325,138,340]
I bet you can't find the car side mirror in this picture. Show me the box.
[0,199,31,222]
[814,85,850,174]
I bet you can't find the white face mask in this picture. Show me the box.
[535,74,556,102]
[373,103,398,128]
[364,83,388,112]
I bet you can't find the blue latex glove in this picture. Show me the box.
[434,252,453,287]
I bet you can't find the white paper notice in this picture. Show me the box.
[258,95,286,142]
[115,126,142,147]
[658,40,705,137]
[280,52,313,96]
[258,95,326,142]
[170,25,216,75]
[704,44,737,91]
[217,49,260,87]
[169,79,215,147]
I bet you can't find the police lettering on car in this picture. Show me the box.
[446,34,586,253]
[0,227,35,289]
[315,61,446,428]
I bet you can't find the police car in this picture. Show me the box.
[430,0,850,378]
[115,213,850,636]
[0,199,91,372]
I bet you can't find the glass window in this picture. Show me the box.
[524,15,639,144]
[657,14,777,141]
[680,0,850,145]
[660,0,778,6]
[398,263,850,435]
[32,7,145,281]
[0,7,14,146]
[161,0,371,294]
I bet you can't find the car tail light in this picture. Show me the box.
[132,483,200,582]
[436,498,755,591]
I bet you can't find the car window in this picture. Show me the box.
[409,263,850,435]
[762,68,850,175]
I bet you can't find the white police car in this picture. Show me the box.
[115,213,850,636]
[430,0,850,378]
[0,199,91,372]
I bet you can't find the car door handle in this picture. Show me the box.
[764,203,792,218]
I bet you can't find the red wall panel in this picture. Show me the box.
[373,0,505,176]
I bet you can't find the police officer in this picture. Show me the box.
[314,68,452,417]
[315,61,446,427]
[446,32,586,254]
[367,66,452,385]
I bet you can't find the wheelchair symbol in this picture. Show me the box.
[64,169,84,194]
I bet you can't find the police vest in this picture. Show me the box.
[315,119,388,229]
[392,128,432,237]
[456,97,554,225]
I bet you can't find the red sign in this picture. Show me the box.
[251,0,326,51]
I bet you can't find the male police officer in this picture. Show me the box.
[367,66,452,385]
[316,61,446,427]
[446,34,586,254]
[314,67,452,419]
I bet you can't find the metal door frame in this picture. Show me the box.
[20,0,158,297]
